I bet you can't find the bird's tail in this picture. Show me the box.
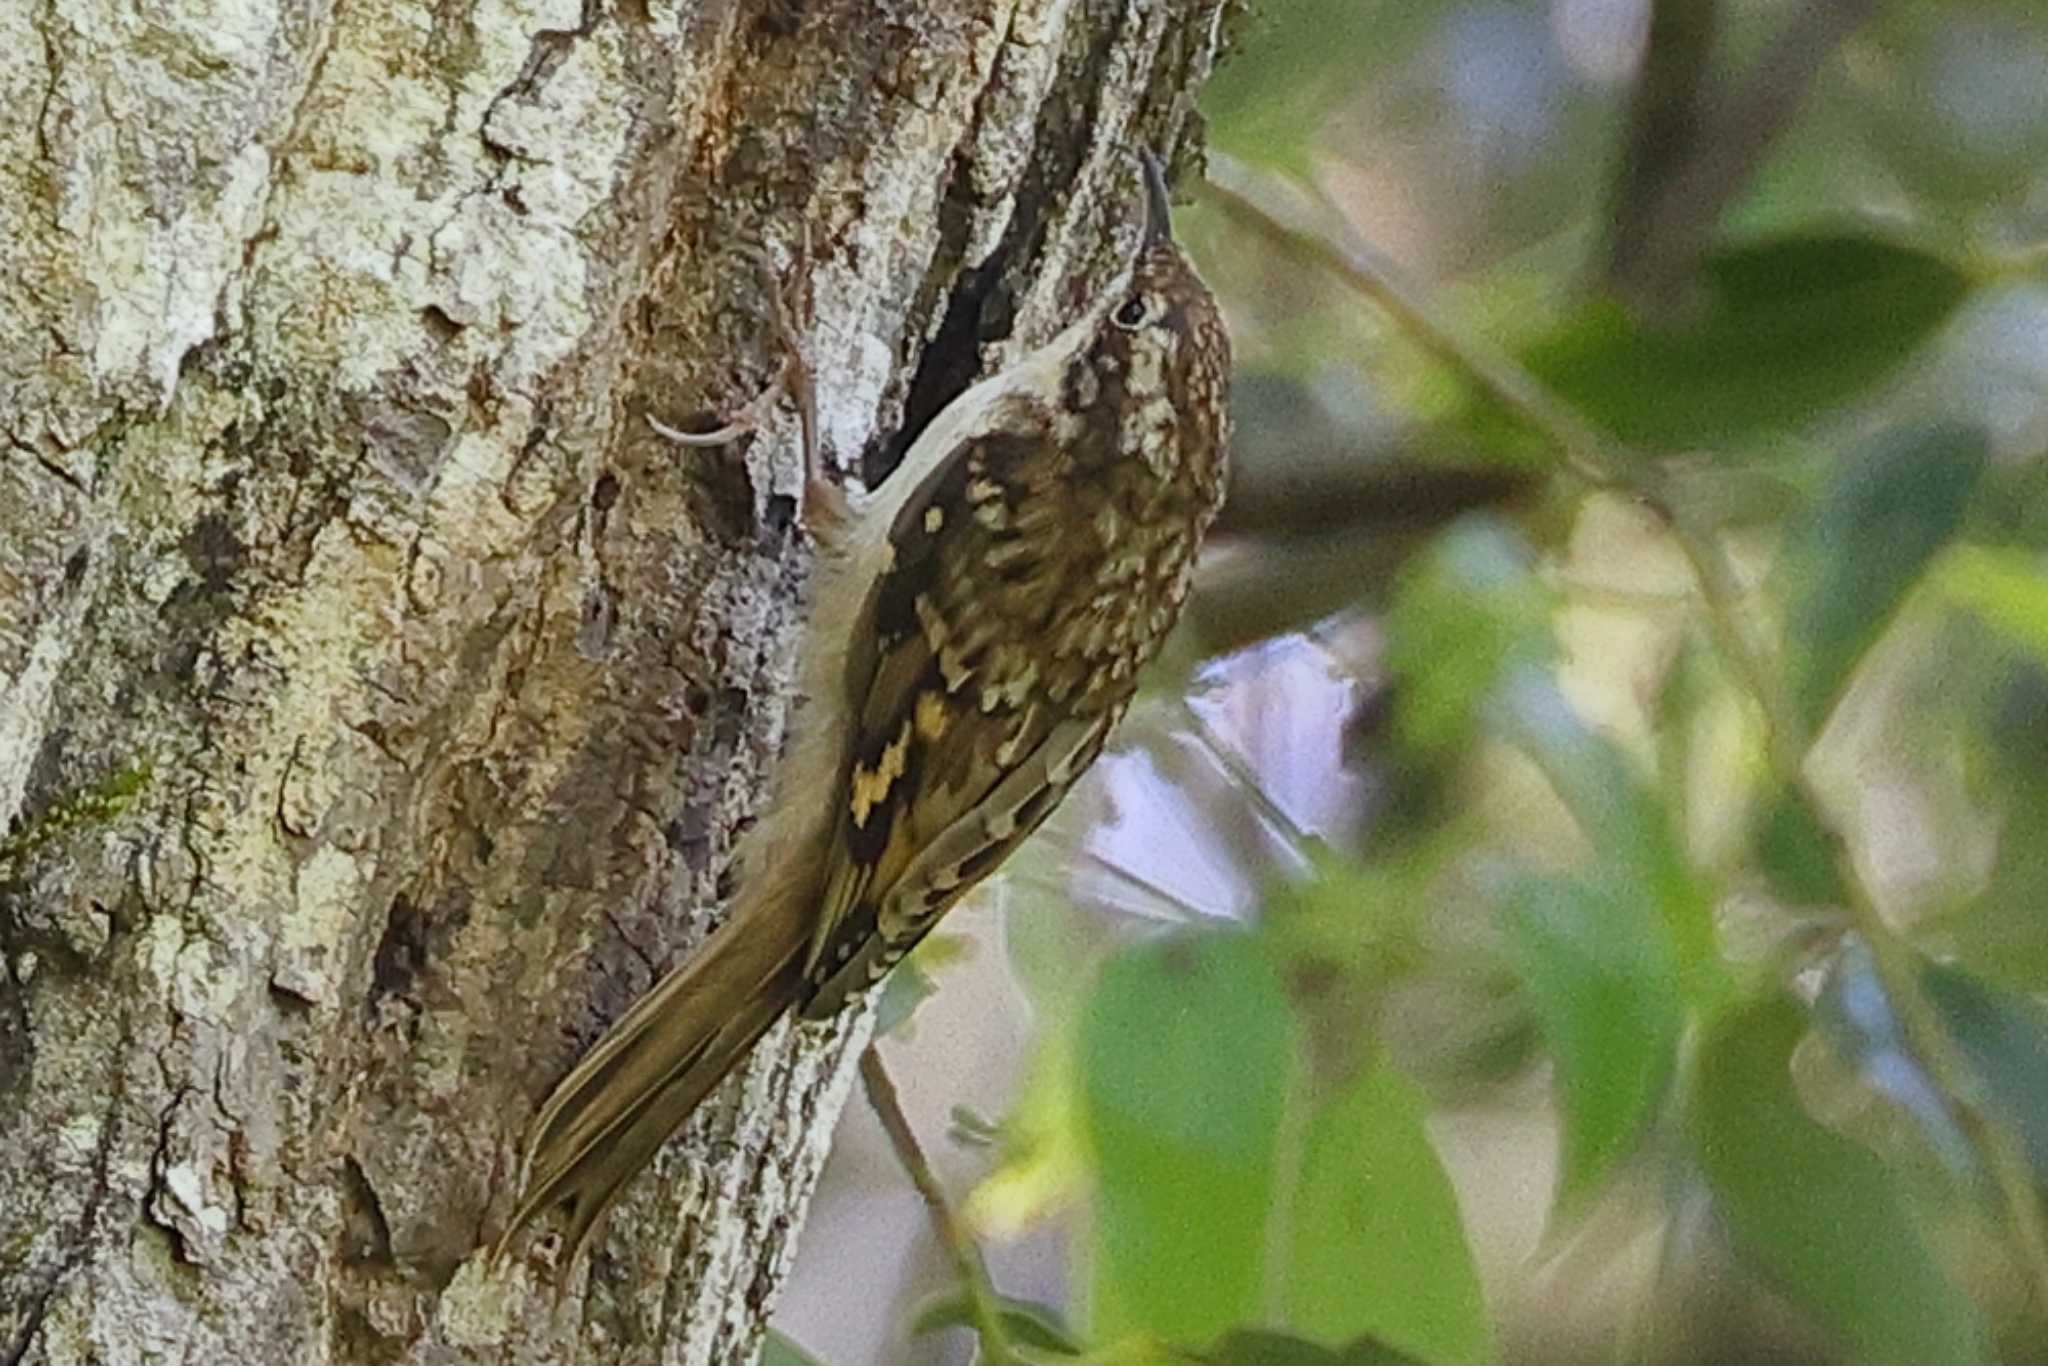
[494,883,810,1264]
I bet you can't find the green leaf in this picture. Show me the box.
[1283,1062,1494,1366]
[760,1330,829,1366]
[1385,518,1553,755]
[967,1017,1091,1237]
[1502,875,1680,1205]
[874,933,973,1036]
[1201,1,1422,172]
[1752,788,1848,906]
[911,1291,1088,1356]
[1517,234,1970,449]
[1205,1328,1431,1366]
[1003,851,1123,1017]
[1969,455,2048,552]
[1493,671,1724,1009]
[1951,666,2048,991]
[1069,1341,1205,1366]
[1779,422,1989,735]
[1939,544,2048,666]
[1923,963,2048,1184]
[873,958,937,1036]
[1693,996,1989,1366]
[1069,1335,1426,1366]
[1080,932,1298,1346]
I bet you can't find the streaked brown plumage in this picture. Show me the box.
[498,151,1232,1263]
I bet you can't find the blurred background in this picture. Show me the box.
[774,1,2048,1362]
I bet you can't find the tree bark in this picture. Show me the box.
[0,1,1229,1360]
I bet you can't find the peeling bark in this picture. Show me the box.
[0,1,1230,1361]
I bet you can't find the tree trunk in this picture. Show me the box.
[0,1,1228,1360]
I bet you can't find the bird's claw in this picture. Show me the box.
[650,228,841,531]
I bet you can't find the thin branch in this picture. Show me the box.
[859,1046,1025,1366]
[1216,373,1532,539]
[1178,696,1317,860]
[1072,850,1216,923]
[1202,153,1639,495]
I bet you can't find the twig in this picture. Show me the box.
[1214,372,1532,538]
[1178,696,1318,862]
[859,1046,1025,1366]
[1073,851,1216,924]
[1201,153,1638,495]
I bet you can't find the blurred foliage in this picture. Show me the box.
[1694,996,1990,1366]
[913,1294,1092,1356]
[764,1330,831,1366]
[805,1,2048,1363]
[1500,872,1679,1207]
[1503,236,1972,450]
[1775,421,1989,735]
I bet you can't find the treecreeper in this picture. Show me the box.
[497,150,1234,1263]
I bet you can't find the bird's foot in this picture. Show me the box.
[649,229,845,531]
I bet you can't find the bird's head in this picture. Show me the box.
[1064,150,1232,487]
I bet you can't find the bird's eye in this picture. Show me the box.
[1113,296,1149,330]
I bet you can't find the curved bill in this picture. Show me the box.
[1138,149,1174,248]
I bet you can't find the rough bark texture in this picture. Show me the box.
[0,1,1228,1361]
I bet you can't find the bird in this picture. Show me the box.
[497,148,1233,1264]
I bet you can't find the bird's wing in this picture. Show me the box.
[798,426,1114,1015]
